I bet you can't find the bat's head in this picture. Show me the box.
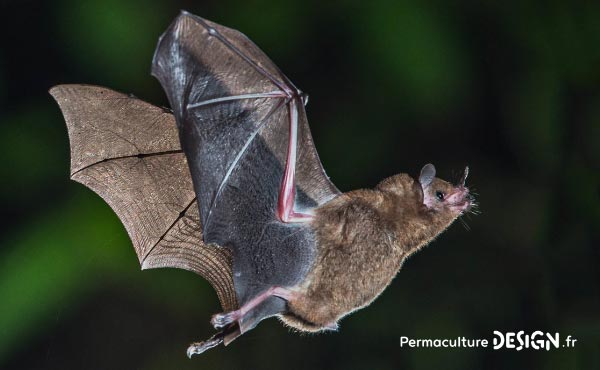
[418,164,473,218]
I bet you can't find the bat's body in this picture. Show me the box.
[51,11,474,357]
[285,173,470,332]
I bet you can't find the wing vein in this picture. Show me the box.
[142,196,197,263]
[187,91,286,109]
[70,150,184,177]
[192,16,295,96]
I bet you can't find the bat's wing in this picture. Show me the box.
[50,84,237,311]
[152,12,340,332]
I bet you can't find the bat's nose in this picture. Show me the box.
[456,186,469,200]
[448,186,469,202]
[447,186,471,213]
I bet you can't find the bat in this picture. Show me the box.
[50,10,475,357]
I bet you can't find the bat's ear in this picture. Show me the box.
[419,163,436,188]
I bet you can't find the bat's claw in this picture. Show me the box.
[187,332,224,358]
[211,311,238,329]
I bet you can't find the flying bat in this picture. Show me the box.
[50,10,475,357]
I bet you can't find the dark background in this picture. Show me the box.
[0,0,598,369]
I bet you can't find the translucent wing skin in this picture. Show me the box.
[152,12,340,329]
[50,84,237,311]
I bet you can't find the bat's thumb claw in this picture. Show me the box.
[186,333,224,358]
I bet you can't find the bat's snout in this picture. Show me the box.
[447,185,471,213]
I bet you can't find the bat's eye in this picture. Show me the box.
[435,191,445,201]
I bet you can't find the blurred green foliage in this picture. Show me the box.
[363,0,469,110]
[55,0,170,89]
[0,0,598,369]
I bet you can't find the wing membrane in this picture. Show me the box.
[152,12,339,230]
[50,84,237,310]
[152,12,340,312]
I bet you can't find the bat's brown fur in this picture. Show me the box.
[281,173,469,331]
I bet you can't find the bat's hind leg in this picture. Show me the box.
[211,286,294,329]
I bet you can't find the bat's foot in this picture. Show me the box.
[211,286,294,330]
[211,311,239,329]
[186,331,224,358]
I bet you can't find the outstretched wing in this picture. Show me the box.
[152,12,340,325]
[50,84,237,311]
